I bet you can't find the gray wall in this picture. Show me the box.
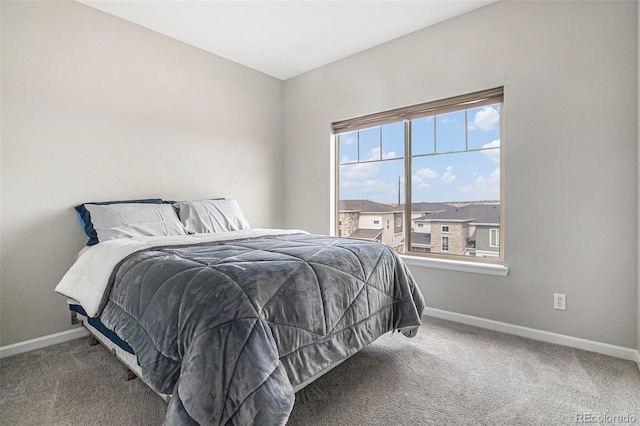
[0,1,284,346]
[2,0,638,354]
[283,1,638,348]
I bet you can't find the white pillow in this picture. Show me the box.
[84,203,187,243]
[174,199,250,234]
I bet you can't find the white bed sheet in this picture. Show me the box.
[55,229,306,317]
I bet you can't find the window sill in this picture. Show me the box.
[399,255,509,277]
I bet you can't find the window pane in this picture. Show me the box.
[468,104,500,150]
[436,111,465,153]
[411,117,435,156]
[339,158,405,253]
[410,148,500,259]
[358,127,381,161]
[411,150,499,202]
[339,158,404,204]
[338,131,358,164]
[381,122,404,159]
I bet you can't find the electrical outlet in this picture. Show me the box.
[554,293,566,310]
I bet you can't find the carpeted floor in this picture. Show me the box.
[1,316,638,425]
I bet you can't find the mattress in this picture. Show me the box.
[69,303,133,355]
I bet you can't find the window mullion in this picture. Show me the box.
[433,114,437,153]
[465,110,469,150]
[404,119,411,254]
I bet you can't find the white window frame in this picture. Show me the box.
[441,225,449,233]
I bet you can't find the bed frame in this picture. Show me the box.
[73,309,170,401]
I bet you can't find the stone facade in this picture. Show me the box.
[338,212,359,237]
[431,221,469,255]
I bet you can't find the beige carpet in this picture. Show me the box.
[1,316,638,425]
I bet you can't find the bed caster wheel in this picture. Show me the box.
[88,337,99,346]
[124,370,136,381]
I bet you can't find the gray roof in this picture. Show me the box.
[414,204,499,224]
[403,202,455,213]
[342,200,499,224]
[410,232,431,245]
[348,228,384,240]
[339,199,399,213]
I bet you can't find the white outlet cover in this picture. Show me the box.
[554,293,566,310]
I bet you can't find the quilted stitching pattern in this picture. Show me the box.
[100,234,424,425]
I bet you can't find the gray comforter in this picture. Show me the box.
[99,233,425,425]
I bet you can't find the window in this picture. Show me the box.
[335,88,503,264]
[441,235,449,252]
[490,229,500,247]
[374,220,380,225]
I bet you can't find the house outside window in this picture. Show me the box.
[335,87,503,264]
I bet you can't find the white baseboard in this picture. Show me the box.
[424,307,639,362]
[2,311,638,368]
[0,327,89,359]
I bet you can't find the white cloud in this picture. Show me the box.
[368,147,396,161]
[341,147,397,165]
[481,139,500,163]
[461,167,500,197]
[476,167,499,186]
[340,179,378,189]
[469,106,499,131]
[340,162,379,180]
[482,139,500,149]
[340,178,399,203]
[416,167,439,179]
[412,167,439,189]
[341,134,356,145]
[442,166,456,183]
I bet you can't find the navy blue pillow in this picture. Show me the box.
[75,199,164,246]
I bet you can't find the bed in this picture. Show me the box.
[56,199,425,425]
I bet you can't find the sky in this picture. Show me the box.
[339,104,501,204]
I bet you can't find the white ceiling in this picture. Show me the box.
[79,1,496,81]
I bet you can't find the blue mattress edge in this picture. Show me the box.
[69,304,135,355]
